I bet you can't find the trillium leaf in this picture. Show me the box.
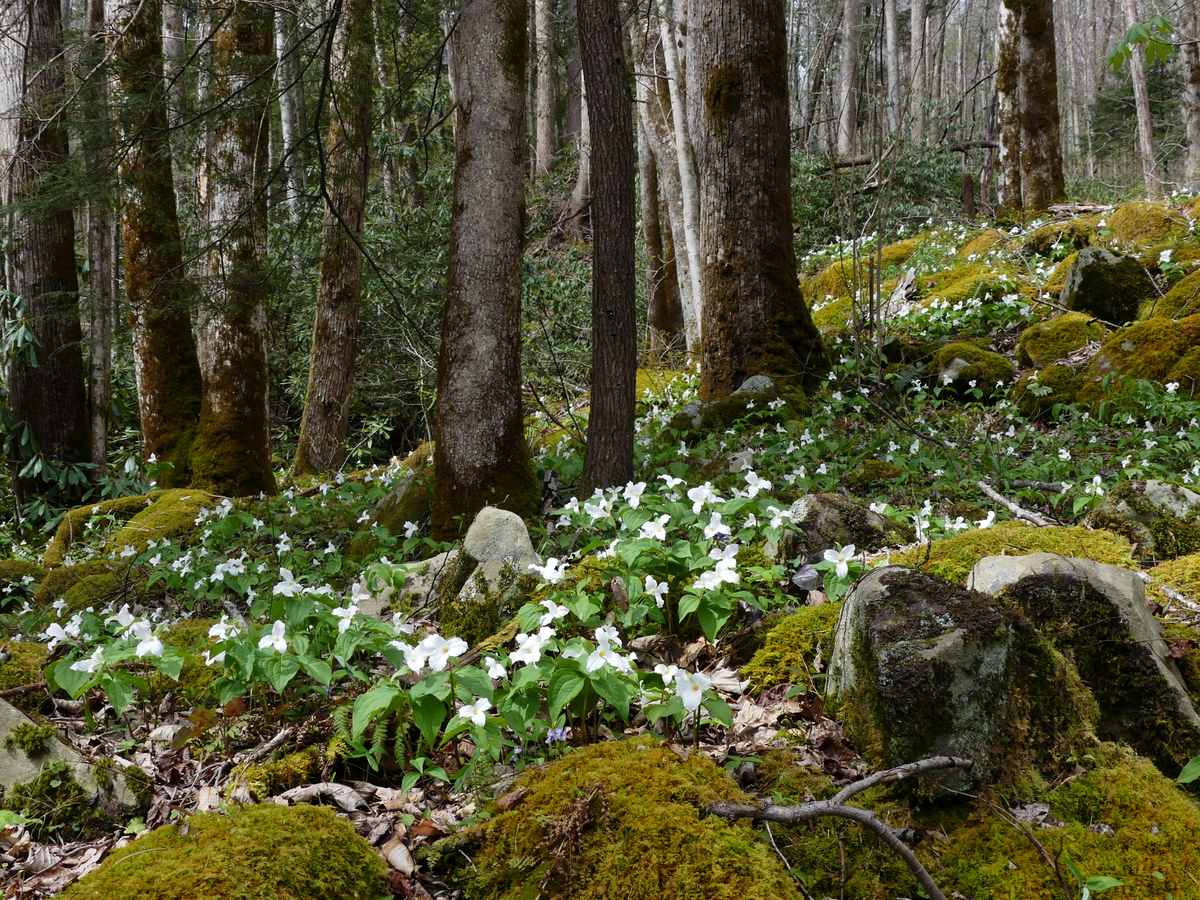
[589,670,631,721]
[411,694,447,749]
[498,690,539,733]
[301,658,333,686]
[352,685,401,739]
[516,603,543,633]
[102,676,134,715]
[677,593,702,620]
[1177,753,1200,784]
[1084,876,1124,892]
[261,654,299,695]
[153,654,184,681]
[48,659,95,699]
[702,695,734,728]
[547,668,586,715]
[454,666,494,702]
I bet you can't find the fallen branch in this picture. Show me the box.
[0,680,46,698]
[1134,570,1200,613]
[710,756,972,900]
[976,481,1058,526]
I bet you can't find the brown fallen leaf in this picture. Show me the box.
[408,818,445,839]
[380,837,416,875]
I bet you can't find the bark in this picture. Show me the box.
[162,0,188,210]
[193,0,276,496]
[564,71,591,239]
[1017,0,1064,208]
[837,0,863,156]
[686,0,829,399]
[1184,0,1200,191]
[578,0,636,494]
[911,0,928,139]
[1122,0,1158,195]
[565,0,583,143]
[2,0,90,502]
[292,0,374,476]
[433,0,539,539]
[638,107,682,355]
[275,2,304,214]
[535,0,558,172]
[108,0,204,485]
[884,0,901,132]
[798,6,841,148]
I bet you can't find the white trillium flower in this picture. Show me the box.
[332,604,359,633]
[203,649,226,667]
[823,544,857,580]
[484,657,506,679]
[645,575,669,608]
[70,647,105,674]
[639,514,671,541]
[457,697,491,727]
[693,569,722,592]
[421,634,469,671]
[623,481,647,508]
[1084,475,1105,496]
[744,470,771,498]
[259,620,288,654]
[975,510,997,529]
[391,641,428,673]
[538,599,570,626]
[594,624,622,647]
[675,670,712,713]
[130,621,164,658]
[208,614,239,641]
[704,512,732,540]
[529,558,569,584]
[654,663,679,684]
[273,568,303,597]
[687,482,720,514]
[106,603,136,633]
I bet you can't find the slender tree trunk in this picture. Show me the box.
[1183,0,1200,190]
[292,0,374,476]
[799,6,841,148]
[535,0,558,172]
[108,0,204,485]
[2,0,90,503]
[837,0,863,155]
[1018,0,1065,207]
[162,0,189,211]
[565,0,583,144]
[638,103,682,355]
[194,0,276,496]
[433,0,539,539]
[1122,0,1158,195]
[687,0,829,399]
[994,0,1023,214]
[371,0,398,203]
[275,2,304,216]
[565,72,592,239]
[884,0,901,132]
[578,0,636,494]
[911,0,928,140]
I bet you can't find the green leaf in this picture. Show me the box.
[0,810,40,827]
[411,694,447,749]
[702,694,734,727]
[261,654,300,694]
[517,603,544,633]
[498,691,540,733]
[153,654,184,681]
[454,666,494,702]
[511,664,544,692]
[300,658,333,686]
[1063,858,1084,887]
[411,671,449,700]
[677,593,702,619]
[1176,753,1200,784]
[564,592,600,621]
[589,670,631,720]
[697,604,733,642]
[352,685,402,739]
[1084,876,1124,893]
[547,668,586,715]
[49,659,96,699]
[102,676,134,715]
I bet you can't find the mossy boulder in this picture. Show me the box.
[1108,201,1187,247]
[1086,479,1200,561]
[105,489,218,556]
[1078,312,1200,402]
[955,228,1012,259]
[61,803,387,900]
[919,263,1014,307]
[879,335,938,366]
[784,493,913,563]
[891,521,1135,584]
[33,559,124,607]
[43,494,156,568]
[668,383,805,442]
[929,341,1014,399]
[0,559,45,610]
[226,747,321,802]
[458,737,803,900]
[1059,247,1153,325]
[973,553,1200,779]
[740,602,842,693]
[1021,217,1099,257]
[829,566,1096,790]
[845,459,907,492]
[1017,311,1104,368]
[1149,266,1200,319]
[1013,364,1084,420]
[1042,250,1079,294]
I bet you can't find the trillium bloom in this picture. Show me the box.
[675,670,712,712]
[744,470,771,498]
[208,615,239,642]
[273,568,303,597]
[1084,475,1105,497]
[709,543,738,563]
[391,641,428,673]
[586,642,616,672]
[106,604,136,633]
[510,632,544,666]
[594,625,622,648]
[404,521,419,539]
[704,512,731,540]
[645,575,669,608]
[660,474,684,489]
[529,558,569,584]
[484,657,506,679]
[692,570,722,592]
[457,697,492,727]
[767,506,788,529]
[43,622,72,651]
[714,558,740,585]
[687,482,720,514]
[654,663,679,684]
[203,649,226,667]
[70,647,105,674]
[623,481,647,508]
[422,634,469,671]
[259,620,288,654]
[332,604,358,633]
[824,544,857,580]
[351,582,373,603]
[131,621,164,658]
[539,599,570,626]
[639,514,671,541]
[975,510,996,529]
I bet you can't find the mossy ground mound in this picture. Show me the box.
[61,803,386,900]
[32,559,124,608]
[955,228,1012,259]
[1017,311,1104,368]
[1014,364,1085,420]
[1043,250,1079,294]
[1060,248,1153,325]
[1021,217,1099,256]
[740,601,842,692]
[43,495,155,567]
[892,522,1135,584]
[919,263,1016,308]
[0,559,46,597]
[105,489,218,556]
[460,737,802,900]
[929,341,1014,399]
[1147,267,1200,319]
[1079,312,1200,402]
[1108,201,1187,247]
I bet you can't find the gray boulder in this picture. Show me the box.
[1085,479,1200,561]
[784,493,913,563]
[970,552,1200,778]
[1059,247,1152,324]
[829,566,1092,790]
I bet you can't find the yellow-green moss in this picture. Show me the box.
[227,747,321,802]
[439,560,539,649]
[32,560,122,607]
[3,722,55,756]
[43,495,155,568]
[956,229,1012,259]
[150,619,219,703]
[2,760,116,842]
[929,341,1015,398]
[348,462,435,561]
[1150,552,1200,600]
[1017,311,1104,368]
[809,294,853,331]
[461,737,802,900]
[1086,480,1200,560]
[61,803,387,900]
[1023,217,1101,257]
[0,641,48,693]
[1078,312,1200,402]
[807,258,863,302]
[920,262,1019,307]
[0,559,45,593]
[105,489,217,556]
[892,522,1135,584]
[1109,201,1187,247]
[1043,250,1080,294]
[740,602,842,693]
[878,233,931,269]
[1014,364,1084,420]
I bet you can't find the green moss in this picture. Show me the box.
[929,341,1015,399]
[228,747,321,801]
[740,602,842,693]
[1079,312,1200,402]
[439,559,538,649]
[0,559,46,595]
[892,521,1135,584]
[845,460,906,492]
[920,262,1017,307]
[956,229,1012,259]
[1013,364,1084,420]
[61,803,387,900]
[1161,621,1200,711]
[1150,551,1200,599]
[1043,250,1079,294]
[2,760,116,842]
[1148,267,1200,319]
[809,294,853,331]
[105,489,217,556]
[3,723,55,756]
[149,619,219,703]
[667,389,804,442]
[1086,480,1200,561]
[43,494,155,567]
[1022,217,1099,256]
[33,559,122,607]
[1060,248,1154,324]
[460,737,802,900]
[878,234,928,268]
[0,641,48,694]
[1017,311,1104,367]
[1109,201,1187,247]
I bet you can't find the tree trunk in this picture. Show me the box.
[564,71,592,239]
[292,0,374,476]
[275,2,305,215]
[2,0,90,503]
[995,0,1023,214]
[639,108,683,356]
[1183,0,1200,191]
[162,0,189,211]
[108,0,204,485]
[884,0,901,132]
[433,0,539,539]
[578,0,636,494]
[1122,0,1158,195]
[535,0,558,172]
[194,0,276,496]
[1017,0,1065,208]
[564,0,582,144]
[911,0,928,140]
[687,0,829,399]
[837,0,863,155]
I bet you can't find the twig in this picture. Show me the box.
[710,757,973,900]
[976,481,1058,526]
[0,680,46,697]
[1134,570,1200,613]
[237,727,295,765]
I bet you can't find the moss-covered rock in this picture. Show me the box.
[1086,479,1200,561]
[1021,217,1100,257]
[1108,201,1187,247]
[785,493,914,562]
[1148,266,1200,320]
[458,737,802,900]
[43,494,156,568]
[0,559,46,593]
[227,747,321,801]
[105,489,217,556]
[347,448,435,561]
[61,803,387,900]
[740,602,842,693]
[667,387,805,443]
[33,559,124,607]
[1042,250,1079,294]
[929,341,1014,399]
[1059,247,1153,325]
[919,263,1015,307]
[1078,312,1200,402]
[0,642,48,695]
[149,619,219,704]
[1017,311,1104,367]
[955,229,1012,259]
[845,459,907,492]
[891,521,1135,584]
[1013,364,1084,420]
[878,335,938,366]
